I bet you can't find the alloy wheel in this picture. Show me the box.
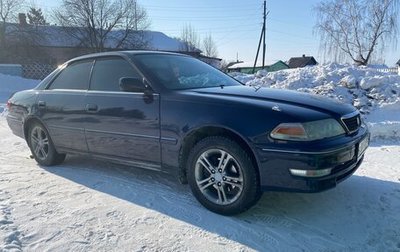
[30,126,49,161]
[194,148,244,205]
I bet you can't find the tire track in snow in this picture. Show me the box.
[0,191,23,252]
[1,116,400,251]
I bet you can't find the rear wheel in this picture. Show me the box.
[28,122,66,166]
[187,136,261,215]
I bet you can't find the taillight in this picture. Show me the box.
[6,100,11,109]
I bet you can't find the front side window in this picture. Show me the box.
[48,60,93,90]
[133,54,241,90]
[90,57,141,91]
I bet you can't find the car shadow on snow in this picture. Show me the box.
[42,155,400,251]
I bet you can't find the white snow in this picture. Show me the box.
[0,73,40,104]
[0,116,399,251]
[227,61,264,69]
[0,66,400,250]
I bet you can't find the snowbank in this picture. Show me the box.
[230,63,400,140]
[365,103,400,140]
[0,73,40,103]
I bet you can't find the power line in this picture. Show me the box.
[144,3,261,10]
[146,6,260,12]
[150,15,261,21]
[216,28,260,47]
[160,24,260,33]
[268,29,315,41]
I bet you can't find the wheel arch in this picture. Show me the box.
[178,125,260,184]
[23,116,49,144]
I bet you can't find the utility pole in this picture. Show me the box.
[262,0,266,69]
[252,0,268,74]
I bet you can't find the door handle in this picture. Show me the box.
[38,101,46,108]
[85,104,98,112]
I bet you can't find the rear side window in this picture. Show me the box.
[48,60,92,90]
[90,57,141,91]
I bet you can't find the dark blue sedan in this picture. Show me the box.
[6,51,369,215]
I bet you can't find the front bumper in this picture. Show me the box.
[256,127,369,192]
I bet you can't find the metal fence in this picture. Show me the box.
[22,63,57,80]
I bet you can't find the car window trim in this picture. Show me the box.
[41,89,88,93]
[45,59,94,90]
[89,56,150,93]
[86,90,160,96]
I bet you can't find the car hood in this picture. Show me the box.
[190,85,355,117]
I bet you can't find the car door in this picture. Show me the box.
[37,60,92,153]
[84,56,161,170]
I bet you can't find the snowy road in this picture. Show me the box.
[1,117,399,252]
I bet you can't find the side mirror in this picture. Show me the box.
[119,77,146,92]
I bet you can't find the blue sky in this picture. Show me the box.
[34,0,399,65]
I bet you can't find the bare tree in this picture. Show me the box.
[180,24,200,52]
[0,0,25,62]
[315,0,399,65]
[54,0,150,52]
[0,0,25,48]
[202,33,218,58]
[0,0,24,23]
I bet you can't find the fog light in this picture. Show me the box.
[289,168,332,177]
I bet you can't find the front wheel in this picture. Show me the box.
[187,137,261,215]
[28,122,66,166]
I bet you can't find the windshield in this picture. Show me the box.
[133,54,241,90]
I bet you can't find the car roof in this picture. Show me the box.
[67,50,188,64]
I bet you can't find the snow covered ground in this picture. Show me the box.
[0,113,400,251]
[0,66,399,251]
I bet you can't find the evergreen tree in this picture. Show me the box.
[27,8,47,26]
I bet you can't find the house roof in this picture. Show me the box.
[4,23,197,52]
[227,61,264,69]
[227,60,288,70]
[288,55,317,68]
[397,59,400,66]
[270,60,289,68]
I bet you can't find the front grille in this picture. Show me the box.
[341,113,361,133]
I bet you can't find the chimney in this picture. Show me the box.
[302,54,306,58]
[18,13,27,25]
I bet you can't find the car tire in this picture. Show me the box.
[187,136,261,215]
[28,122,66,166]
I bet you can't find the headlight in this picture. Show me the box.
[270,118,345,141]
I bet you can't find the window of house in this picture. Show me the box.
[90,57,142,92]
[48,60,93,90]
